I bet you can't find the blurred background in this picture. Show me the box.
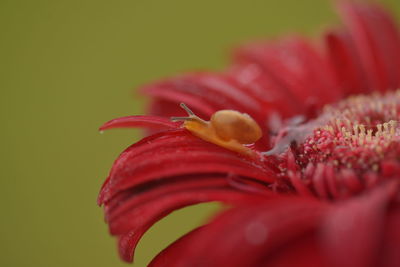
[1,0,399,266]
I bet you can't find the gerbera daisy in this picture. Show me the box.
[98,1,400,266]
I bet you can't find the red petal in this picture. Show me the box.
[228,64,302,118]
[118,230,143,262]
[379,202,400,267]
[105,175,271,225]
[325,31,368,95]
[145,87,216,116]
[151,196,327,267]
[234,37,342,109]
[356,4,400,90]
[148,227,205,267]
[370,3,400,89]
[142,73,261,116]
[106,173,268,262]
[99,130,276,204]
[321,181,398,267]
[261,234,325,267]
[337,2,400,92]
[312,163,329,199]
[288,171,314,197]
[99,115,180,131]
[114,184,254,262]
[99,129,278,262]
[109,186,250,235]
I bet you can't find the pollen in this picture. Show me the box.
[270,90,400,199]
[296,90,400,172]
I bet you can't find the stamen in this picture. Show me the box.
[279,89,400,175]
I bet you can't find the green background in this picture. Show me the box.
[1,0,399,266]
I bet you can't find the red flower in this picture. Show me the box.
[98,2,400,266]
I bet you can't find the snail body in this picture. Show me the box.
[171,103,262,156]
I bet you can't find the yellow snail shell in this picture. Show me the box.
[211,110,262,144]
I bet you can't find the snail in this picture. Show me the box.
[171,103,262,156]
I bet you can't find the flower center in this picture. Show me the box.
[277,90,400,199]
[299,91,400,170]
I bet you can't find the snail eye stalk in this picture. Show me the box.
[171,103,208,125]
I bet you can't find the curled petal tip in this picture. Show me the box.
[99,115,181,132]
